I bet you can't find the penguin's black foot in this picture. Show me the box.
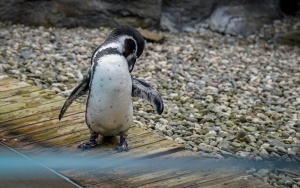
[116,142,130,152]
[78,133,98,150]
[77,141,97,150]
[116,131,130,152]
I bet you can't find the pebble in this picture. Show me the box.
[236,151,250,158]
[174,137,185,144]
[198,144,213,153]
[276,146,288,154]
[257,168,270,177]
[236,129,247,140]
[217,140,230,150]
[206,130,217,137]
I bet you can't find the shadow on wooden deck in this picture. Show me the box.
[0,74,273,187]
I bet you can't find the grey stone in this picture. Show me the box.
[236,129,247,140]
[220,150,233,156]
[20,50,32,60]
[243,135,256,143]
[218,140,230,150]
[209,2,280,36]
[218,131,228,138]
[265,146,278,153]
[184,116,198,122]
[198,145,213,153]
[259,149,269,158]
[292,184,299,188]
[231,142,241,147]
[270,139,287,148]
[257,168,270,177]
[225,134,236,141]
[236,151,250,157]
[283,176,294,186]
[175,137,185,144]
[239,116,247,123]
[276,146,288,154]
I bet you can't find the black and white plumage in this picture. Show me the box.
[132,78,164,115]
[59,25,164,152]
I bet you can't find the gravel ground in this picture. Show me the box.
[1,17,300,187]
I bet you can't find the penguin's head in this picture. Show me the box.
[108,25,145,72]
[109,25,145,58]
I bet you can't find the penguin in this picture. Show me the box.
[59,25,164,152]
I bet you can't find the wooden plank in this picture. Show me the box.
[0,100,66,123]
[60,158,174,187]
[0,86,41,99]
[5,125,150,156]
[5,113,85,138]
[115,139,183,158]
[0,81,31,91]
[96,168,184,187]
[46,131,156,162]
[5,119,86,147]
[75,133,180,160]
[0,76,19,86]
[0,143,79,188]
[37,130,90,151]
[0,107,84,133]
[204,175,273,188]
[155,149,200,160]
[138,169,242,188]
[0,95,64,114]
[87,156,207,188]
[0,90,65,114]
[5,130,89,156]
[0,75,273,188]
[39,125,152,153]
[126,170,195,187]
[21,122,86,146]
[0,89,57,106]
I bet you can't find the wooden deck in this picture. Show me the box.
[0,73,273,188]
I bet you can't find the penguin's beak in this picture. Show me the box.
[126,53,137,73]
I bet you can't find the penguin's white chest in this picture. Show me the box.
[86,55,133,136]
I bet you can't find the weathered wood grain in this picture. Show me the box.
[0,74,273,188]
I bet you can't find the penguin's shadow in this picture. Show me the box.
[97,136,119,148]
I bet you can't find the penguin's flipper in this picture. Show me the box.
[59,72,90,120]
[132,78,164,115]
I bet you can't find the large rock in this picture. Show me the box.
[209,2,281,36]
[160,0,217,32]
[0,0,162,28]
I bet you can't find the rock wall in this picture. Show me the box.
[0,0,299,36]
[0,0,162,28]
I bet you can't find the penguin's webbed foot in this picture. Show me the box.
[116,131,130,152]
[78,133,98,150]
[116,141,130,152]
[77,141,97,150]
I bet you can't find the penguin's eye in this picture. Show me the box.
[123,39,136,57]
